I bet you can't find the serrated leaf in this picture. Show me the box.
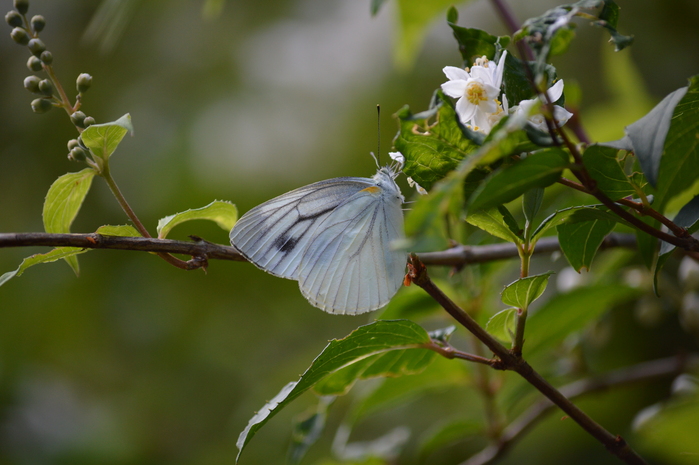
[468,148,569,211]
[557,217,616,271]
[394,92,481,191]
[235,320,432,463]
[486,308,518,343]
[313,348,435,396]
[583,144,635,200]
[157,200,238,239]
[0,247,88,288]
[95,224,142,237]
[466,208,523,244]
[501,272,554,310]
[80,113,133,162]
[526,284,639,356]
[654,76,699,212]
[42,168,96,276]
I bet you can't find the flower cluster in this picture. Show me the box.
[441,52,572,134]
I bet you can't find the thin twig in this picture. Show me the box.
[407,255,649,465]
[463,354,697,465]
[0,232,637,268]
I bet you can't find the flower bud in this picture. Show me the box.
[31,97,52,113]
[83,116,95,127]
[37,78,53,96]
[67,138,80,151]
[76,73,92,93]
[26,55,42,71]
[69,146,87,161]
[70,110,86,127]
[27,37,45,57]
[23,75,40,93]
[5,10,23,27]
[10,26,29,45]
[39,50,52,64]
[30,14,44,33]
[14,0,29,15]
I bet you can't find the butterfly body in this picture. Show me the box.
[230,166,406,315]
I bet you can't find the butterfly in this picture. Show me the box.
[229,155,407,315]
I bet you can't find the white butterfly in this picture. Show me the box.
[230,155,407,315]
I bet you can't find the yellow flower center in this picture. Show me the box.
[465,81,488,105]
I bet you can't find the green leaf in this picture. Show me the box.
[466,207,523,244]
[313,348,435,396]
[394,0,459,69]
[532,204,617,240]
[582,145,635,200]
[394,92,481,191]
[349,356,466,425]
[501,271,554,310]
[636,217,660,270]
[624,86,688,188]
[235,320,432,463]
[486,308,518,343]
[418,419,483,461]
[0,247,88,288]
[157,200,238,239]
[42,168,96,275]
[80,113,133,162]
[654,195,699,292]
[526,284,639,356]
[468,148,569,211]
[654,76,699,212]
[557,215,616,271]
[446,22,509,64]
[288,396,334,465]
[95,224,142,237]
[523,188,544,226]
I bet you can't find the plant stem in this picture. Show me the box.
[408,255,649,465]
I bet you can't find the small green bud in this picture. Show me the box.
[83,116,95,127]
[31,97,52,113]
[23,75,40,93]
[10,26,29,45]
[5,10,23,27]
[67,139,80,151]
[70,110,86,127]
[27,37,45,57]
[14,0,29,15]
[26,55,42,71]
[30,15,44,33]
[39,50,52,64]
[69,146,87,161]
[76,73,92,93]
[37,78,53,96]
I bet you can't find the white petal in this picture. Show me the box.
[443,66,470,82]
[469,66,493,85]
[441,80,467,98]
[553,105,573,126]
[502,94,509,112]
[544,79,565,103]
[472,110,491,133]
[455,97,476,123]
[477,99,498,115]
[494,51,507,89]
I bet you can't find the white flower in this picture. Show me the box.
[511,79,573,131]
[441,52,507,132]
[407,177,427,195]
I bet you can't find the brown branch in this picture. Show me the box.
[407,255,649,465]
[463,354,697,465]
[0,232,637,269]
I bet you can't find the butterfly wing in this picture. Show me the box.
[297,181,406,315]
[230,177,374,280]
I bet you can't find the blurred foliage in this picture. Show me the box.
[1,0,699,465]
